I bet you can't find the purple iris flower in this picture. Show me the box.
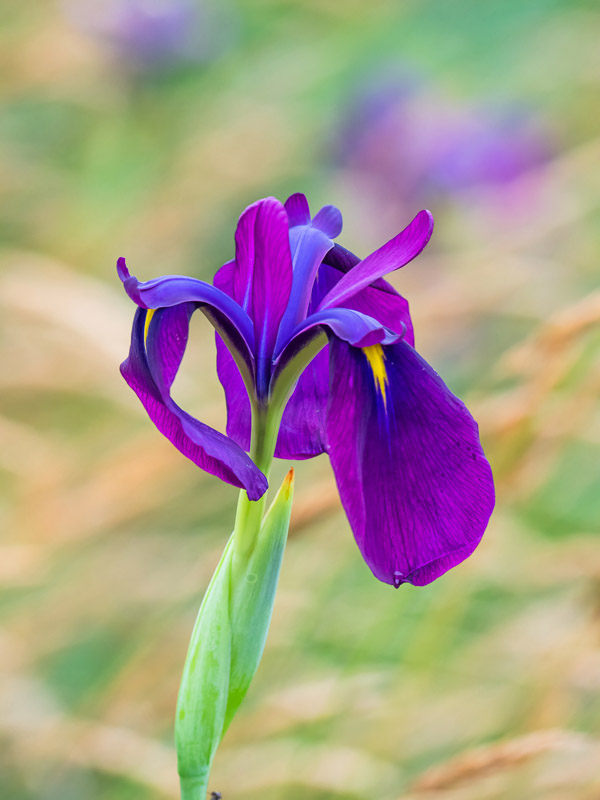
[118,194,494,587]
[335,72,552,212]
[63,0,234,69]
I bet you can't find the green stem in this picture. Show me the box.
[232,331,328,558]
[179,775,209,800]
[232,401,281,557]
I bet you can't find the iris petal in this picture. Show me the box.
[326,339,495,586]
[213,260,252,451]
[121,308,268,499]
[285,307,403,352]
[117,257,256,363]
[318,209,433,310]
[233,197,293,369]
[274,345,330,459]
[318,250,414,345]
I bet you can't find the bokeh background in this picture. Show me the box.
[1,1,599,798]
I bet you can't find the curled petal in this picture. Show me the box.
[286,307,403,351]
[276,223,335,346]
[326,339,494,586]
[318,209,433,310]
[117,257,256,359]
[121,307,267,499]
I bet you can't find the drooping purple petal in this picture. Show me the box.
[318,209,433,310]
[326,339,494,586]
[233,197,293,368]
[121,307,267,499]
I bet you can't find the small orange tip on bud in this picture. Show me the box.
[282,468,295,496]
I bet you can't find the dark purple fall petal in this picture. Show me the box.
[274,344,330,458]
[318,209,433,310]
[215,332,252,452]
[121,307,267,499]
[326,339,494,586]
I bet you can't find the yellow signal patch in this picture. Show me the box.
[144,308,155,344]
[363,344,388,405]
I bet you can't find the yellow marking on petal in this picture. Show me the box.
[363,344,388,406]
[144,308,155,344]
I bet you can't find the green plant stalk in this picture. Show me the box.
[176,422,294,799]
[176,336,326,798]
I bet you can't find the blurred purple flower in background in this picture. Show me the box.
[118,194,494,587]
[334,69,553,215]
[63,0,235,69]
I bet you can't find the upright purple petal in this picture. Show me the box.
[318,210,433,310]
[121,307,267,499]
[276,194,341,347]
[233,197,293,366]
[284,193,311,227]
[326,339,494,586]
[273,231,416,461]
[275,224,335,346]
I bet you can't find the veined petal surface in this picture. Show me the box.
[326,339,494,586]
